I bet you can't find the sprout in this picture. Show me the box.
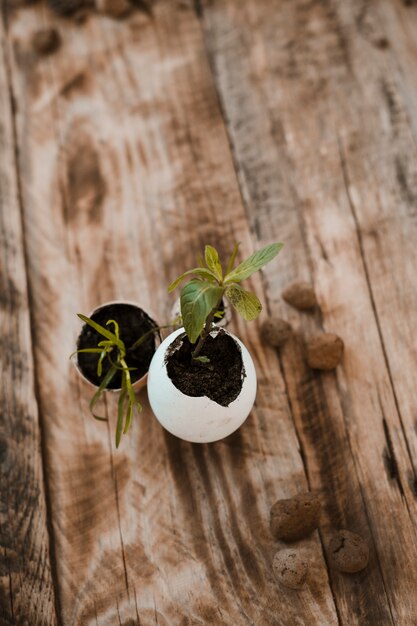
[169,242,283,361]
[72,315,176,447]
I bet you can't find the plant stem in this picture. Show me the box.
[128,322,176,352]
[192,293,224,359]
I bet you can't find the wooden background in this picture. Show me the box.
[1,0,417,624]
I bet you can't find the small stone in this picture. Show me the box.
[261,318,292,348]
[328,530,369,573]
[96,0,132,18]
[306,333,344,370]
[270,492,321,542]
[32,28,61,55]
[273,549,308,590]
[282,281,317,310]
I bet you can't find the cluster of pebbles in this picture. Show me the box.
[262,285,368,588]
[269,492,369,590]
[261,281,344,370]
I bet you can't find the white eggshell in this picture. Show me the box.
[147,328,257,443]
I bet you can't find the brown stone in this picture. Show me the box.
[273,549,308,589]
[31,28,61,56]
[261,318,292,348]
[282,281,317,310]
[270,492,321,542]
[306,333,344,370]
[328,530,369,573]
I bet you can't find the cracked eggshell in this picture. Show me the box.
[147,327,257,443]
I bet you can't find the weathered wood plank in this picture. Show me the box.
[346,0,417,482]
[200,0,417,623]
[4,1,338,624]
[0,19,58,626]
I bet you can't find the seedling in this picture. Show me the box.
[168,242,283,361]
[73,314,174,447]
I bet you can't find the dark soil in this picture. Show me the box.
[77,303,157,389]
[165,329,245,407]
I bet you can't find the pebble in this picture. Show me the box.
[261,318,292,348]
[306,333,344,370]
[270,492,321,542]
[328,530,369,573]
[282,281,317,310]
[273,549,308,589]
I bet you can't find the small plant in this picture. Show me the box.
[168,242,283,362]
[73,314,172,447]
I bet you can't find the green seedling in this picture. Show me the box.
[72,315,175,448]
[168,242,283,361]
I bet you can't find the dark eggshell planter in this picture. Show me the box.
[74,300,159,393]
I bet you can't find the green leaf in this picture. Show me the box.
[97,340,113,348]
[97,349,109,377]
[123,396,141,436]
[193,355,210,364]
[225,242,240,276]
[106,319,120,340]
[120,359,142,436]
[77,314,124,351]
[121,358,133,400]
[124,402,134,438]
[226,285,262,321]
[89,365,118,420]
[116,388,127,448]
[224,243,283,283]
[91,414,108,422]
[168,268,218,292]
[70,348,103,359]
[180,280,224,344]
[205,245,223,282]
[129,326,158,351]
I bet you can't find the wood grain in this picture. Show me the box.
[0,16,58,626]
[4,1,337,624]
[200,0,417,623]
[3,0,417,623]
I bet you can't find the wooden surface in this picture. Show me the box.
[1,0,416,624]
[0,22,58,625]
